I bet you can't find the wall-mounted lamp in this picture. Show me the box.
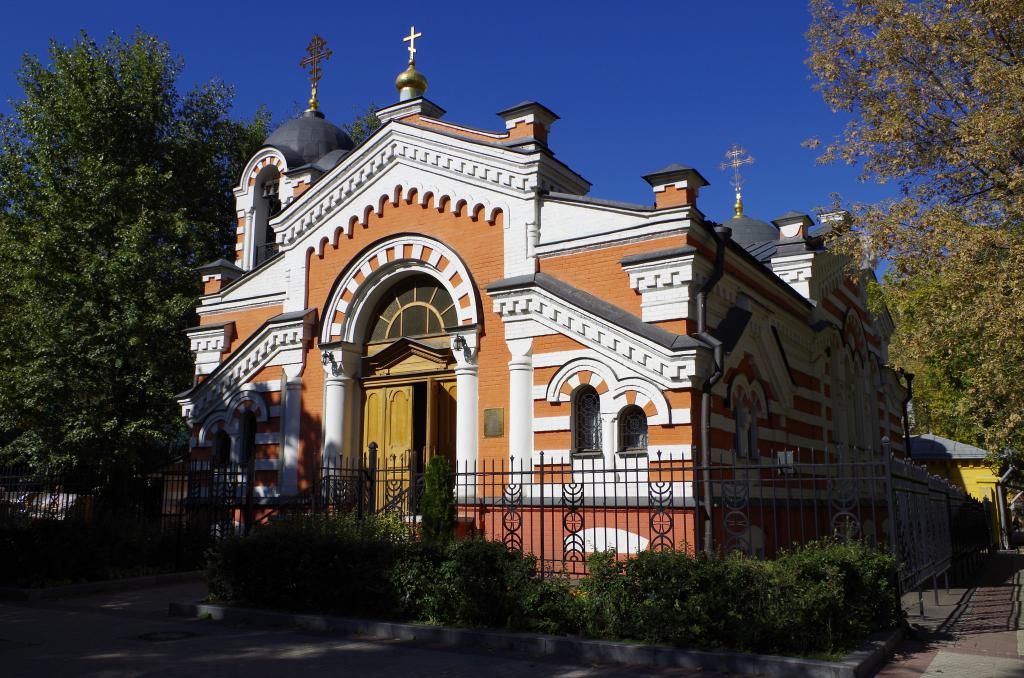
[452,334,470,359]
[321,350,342,376]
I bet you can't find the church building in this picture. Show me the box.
[178,31,908,530]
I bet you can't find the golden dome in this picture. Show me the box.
[395,61,428,100]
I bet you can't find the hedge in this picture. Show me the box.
[204,514,902,656]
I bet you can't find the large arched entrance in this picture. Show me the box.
[360,275,459,473]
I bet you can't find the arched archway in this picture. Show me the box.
[319,236,480,474]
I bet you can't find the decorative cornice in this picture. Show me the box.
[488,285,701,388]
[179,309,316,422]
[272,126,538,249]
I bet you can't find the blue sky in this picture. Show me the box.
[2,1,894,224]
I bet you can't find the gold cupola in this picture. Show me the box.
[396,26,427,101]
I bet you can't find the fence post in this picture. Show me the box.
[539,450,545,580]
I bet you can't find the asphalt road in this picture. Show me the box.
[0,582,722,677]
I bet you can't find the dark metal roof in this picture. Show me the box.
[642,163,710,188]
[485,272,707,351]
[264,110,355,167]
[744,240,777,263]
[620,246,697,267]
[772,210,812,224]
[910,434,989,461]
[195,258,244,274]
[724,215,779,247]
[496,100,559,120]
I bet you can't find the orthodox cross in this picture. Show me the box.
[300,34,333,111]
[403,26,423,63]
[719,144,755,217]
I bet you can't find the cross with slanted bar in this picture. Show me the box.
[719,143,755,190]
[403,26,423,63]
[300,34,333,111]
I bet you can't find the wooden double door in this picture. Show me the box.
[362,377,457,474]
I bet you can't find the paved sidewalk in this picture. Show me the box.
[0,581,724,677]
[875,551,1024,677]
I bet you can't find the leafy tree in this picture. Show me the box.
[419,455,456,543]
[0,31,269,474]
[807,0,1024,458]
[341,103,381,145]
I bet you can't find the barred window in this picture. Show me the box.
[572,385,602,454]
[213,429,231,467]
[239,411,257,466]
[618,405,648,452]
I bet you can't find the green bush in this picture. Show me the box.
[204,519,899,657]
[577,539,900,656]
[419,456,455,543]
[205,513,409,617]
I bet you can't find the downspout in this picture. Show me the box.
[696,224,732,554]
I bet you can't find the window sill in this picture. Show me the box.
[617,449,649,458]
[570,450,603,460]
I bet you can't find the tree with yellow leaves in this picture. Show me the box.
[807,0,1024,460]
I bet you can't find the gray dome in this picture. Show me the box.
[724,215,778,247]
[264,110,354,167]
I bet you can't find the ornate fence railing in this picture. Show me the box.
[2,440,991,592]
[310,443,992,585]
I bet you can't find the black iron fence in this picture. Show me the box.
[314,443,992,587]
[1,441,993,593]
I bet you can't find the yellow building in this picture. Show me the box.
[910,433,998,504]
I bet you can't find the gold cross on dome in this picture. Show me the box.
[403,26,423,63]
[719,143,755,190]
[720,143,755,217]
[300,34,333,111]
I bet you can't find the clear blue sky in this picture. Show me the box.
[2,0,893,225]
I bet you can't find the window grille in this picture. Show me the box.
[572,386,602,453]
[239,412,257,465]
[213,430,231,467]
[618,405,648,452]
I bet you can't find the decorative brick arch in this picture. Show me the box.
[197,389,269,446]
[241,149,287,189]
[546,359,672,425]
[320,234,480,343]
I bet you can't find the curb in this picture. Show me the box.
[0,571,203,601]
[169,600,903,678]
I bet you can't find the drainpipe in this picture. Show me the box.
[696,224,731,554]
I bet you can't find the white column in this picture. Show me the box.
[280,371,303,495]
[320,344,359,467]
[323,374,348,466]
[507,338,534,470]
[451,329,480,470]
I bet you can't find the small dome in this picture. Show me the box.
[263,110,355,167]
[395,63,428,100]
[724,215,778,247]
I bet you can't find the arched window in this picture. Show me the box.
[239,411,257,466]
[367,276,458,343]
[618,405,648,452]
[734,404,751,459]
[572,385,602,454]
[213,429,232,467]
[252,166,282,266]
